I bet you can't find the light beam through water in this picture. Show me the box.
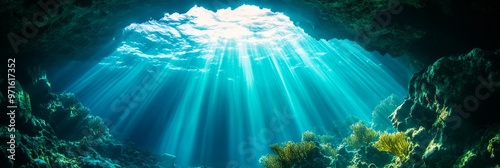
[53,5,410,167]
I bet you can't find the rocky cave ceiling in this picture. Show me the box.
[1,0,499,70]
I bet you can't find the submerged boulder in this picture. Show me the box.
[391,48,500,167]
[0,79,177,167]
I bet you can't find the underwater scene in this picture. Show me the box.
[1,0,499,168]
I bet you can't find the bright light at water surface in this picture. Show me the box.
[54,5,409,167]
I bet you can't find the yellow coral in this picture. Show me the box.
[345,121,378,149]
[373,132,411,161]
[260,141,316,168]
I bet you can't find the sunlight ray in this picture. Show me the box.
[54,5,410,167]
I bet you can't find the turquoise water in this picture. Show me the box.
[51,5,409,167]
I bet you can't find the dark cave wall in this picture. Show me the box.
[390,48,500,167]
[1,0,499,71]
[1,0,180,70]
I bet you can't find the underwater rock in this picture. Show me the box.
[391,48,500,167]
[0,82,56,139]
[2,0,499,69]
[408,101,435,130]
[80,156,121,168]
[258,48,499,167]
[405,126,429,151]
[26,67,52,104]
[331,144,354,168]
[1,0,181,68]
[36,92,92,141]
[288,0,426,57]
[352,145,392,168]
[0,80,177,167]
[391,99,436,132]
[390,99,414,131]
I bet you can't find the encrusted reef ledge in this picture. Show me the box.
[0,74,176,168]
[391,48,500,167]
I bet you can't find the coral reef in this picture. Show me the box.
[0,78,176,167]
[319,143,337,157]
[390,48,500,167]
[301,131,315,142]
[259,48,500,167]
[373,132,411,161]
[259,141,330,168]
[344,122,378,149]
